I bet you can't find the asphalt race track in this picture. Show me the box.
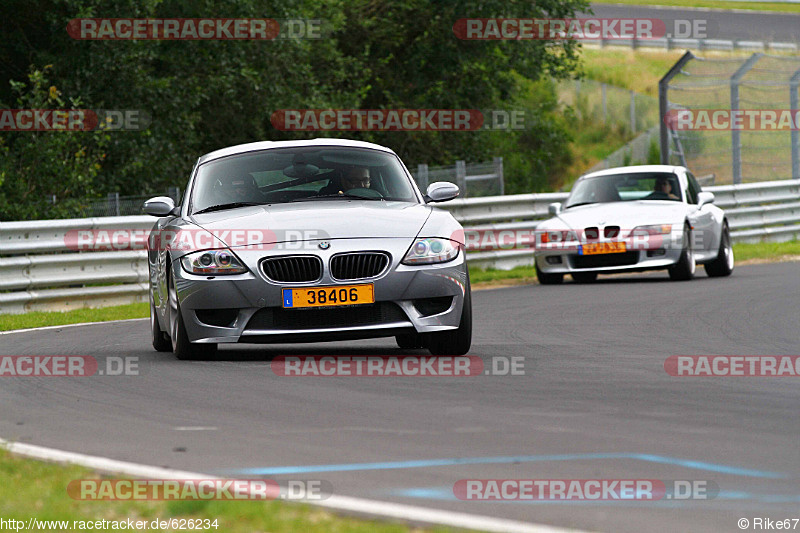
[589,4,800,43]
[1,262,799,532]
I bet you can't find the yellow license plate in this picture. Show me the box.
[282,284,374,309]
[580,242,627,255]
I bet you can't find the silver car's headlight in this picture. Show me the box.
[180,249,248,275]
[402,238,459,265]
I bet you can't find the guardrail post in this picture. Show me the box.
[455,160,467,198]
[659,51,694,165]
[493,157,504,195]
[417,164,429,191]
[791,68,800,180]
[730,53,762,184]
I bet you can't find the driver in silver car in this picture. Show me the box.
[341,166,371,191]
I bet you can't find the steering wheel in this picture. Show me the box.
[346,188,384,199]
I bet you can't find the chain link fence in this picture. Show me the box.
[39,188,181,219]
[555,78,660,139]
[661,51,800,184]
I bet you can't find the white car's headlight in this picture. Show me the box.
[180,249,248,275]
[402,238,459,265]
[632,224,672,236]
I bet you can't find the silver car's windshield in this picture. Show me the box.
[565,172,682,209]
[191,147,418,213]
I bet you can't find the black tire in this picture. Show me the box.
[668,225,696,281]
[536,263,563,285]
[168,271,217,360]
[704,223,734,278]
[572,272,598,283]
[396,333,425,349]
[150,294,172,352]
[427,273,472,356]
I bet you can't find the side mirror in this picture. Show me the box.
[548,202,562,216]
[697,191,714,208]
[143,196,176,217]
[425,182,460,203]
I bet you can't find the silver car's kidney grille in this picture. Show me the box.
[262,256,322,283]
[330,252,389,281]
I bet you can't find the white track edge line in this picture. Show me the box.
[0,438,590,533]
[0,318,148,335]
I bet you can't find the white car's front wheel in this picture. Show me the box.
[668,225,695,281]
[704,223,734,277]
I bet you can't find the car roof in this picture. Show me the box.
[580,165,685,180]
[197,139,397,165]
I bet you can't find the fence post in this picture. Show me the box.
[791,69,800,180]
[601,83,607,124]
[107,192,120,217]
[417,164,429,192]
[455,160,467,198]
[493,157,504,195]
[659,51,695,164]
[730,53,762,184]
[630,90,636,135]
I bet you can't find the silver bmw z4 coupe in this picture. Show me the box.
[145,139,471,359]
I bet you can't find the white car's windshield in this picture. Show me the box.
[191,146,418,214]
[565,172,682,209]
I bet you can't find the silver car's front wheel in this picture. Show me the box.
[150,289,172,352]
[169,270,217,360]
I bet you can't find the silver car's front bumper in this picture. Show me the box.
[169,238,467,344]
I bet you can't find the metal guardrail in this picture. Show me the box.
[584,39,799,52]
[1,180,799,313]
[412,158,504,198]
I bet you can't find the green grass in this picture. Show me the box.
[593,0,800,14]
[579,48,687,97]
[729,240,800,262]
[472,265,537,284]
[0,302,149,331]
[470,240,800,283]
[0,448,436,532]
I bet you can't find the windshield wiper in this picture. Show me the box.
[291,193,383,202]
[193,202,263,215]
[565,201,597,209]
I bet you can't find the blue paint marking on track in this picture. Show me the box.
[228,452,787,479]
[388,488,800,505]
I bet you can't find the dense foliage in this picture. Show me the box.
[0,0,588,219]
